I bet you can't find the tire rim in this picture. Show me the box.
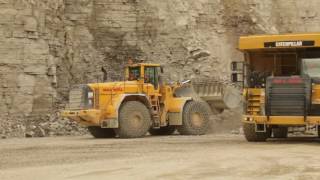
[191,112,204,127]
[131,112,143,128]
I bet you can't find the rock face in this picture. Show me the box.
[0,0,320,137]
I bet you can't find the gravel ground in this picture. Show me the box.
[1,134,320,180]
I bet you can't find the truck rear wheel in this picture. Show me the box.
[272,127,288,138]
[116,101,151,138]
[243,123,270,142]
[177,101,210,135]
[149,126,176,136]
[88,126,116,138]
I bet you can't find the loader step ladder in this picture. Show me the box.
[150,95,161,128]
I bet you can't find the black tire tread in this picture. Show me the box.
[177,101,211,135]
[243,123,270,142]
[116,101,151,138]
[273,127,288,138]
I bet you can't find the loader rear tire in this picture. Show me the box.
[149,126,176,136]
[88,126,116,138]
[116,101,151,138]
[272,127,288,138]
[177,101,210,135]
[243,123,270,142]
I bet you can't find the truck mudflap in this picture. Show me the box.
[61,109,101,126]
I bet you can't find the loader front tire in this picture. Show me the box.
[88,126,116,138]
[177,101,210,135]
[149,126,176,136]
[116,101,151,138]
[243,123,270,142]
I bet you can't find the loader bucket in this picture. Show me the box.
[174,79,242,114]
[174,84,201,100]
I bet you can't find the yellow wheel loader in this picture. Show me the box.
[232,33,320,142]
[62,63,240,138]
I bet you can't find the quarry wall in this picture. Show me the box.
[1,0,320,137]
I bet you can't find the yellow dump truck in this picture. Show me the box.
[232,33,320,141]
[62,63,240,138]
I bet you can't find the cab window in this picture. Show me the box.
[144,66,159,89]
[302,58,320,77]
[128,67,140,80]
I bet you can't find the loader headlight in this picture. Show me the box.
[246,117,254,121]
[88,100,93,107]
[87,92,94,107]
[83,86,94,108]
[88,92,94,99]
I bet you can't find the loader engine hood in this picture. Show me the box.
[67,81,141,110]
[88,81,142,94]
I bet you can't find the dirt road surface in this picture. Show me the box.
[1,134,320,180]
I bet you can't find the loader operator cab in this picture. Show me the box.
[231,33,320,142]
[127,63,162,90]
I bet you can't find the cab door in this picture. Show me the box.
[143,66,162,126]
[144,66,160,93]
